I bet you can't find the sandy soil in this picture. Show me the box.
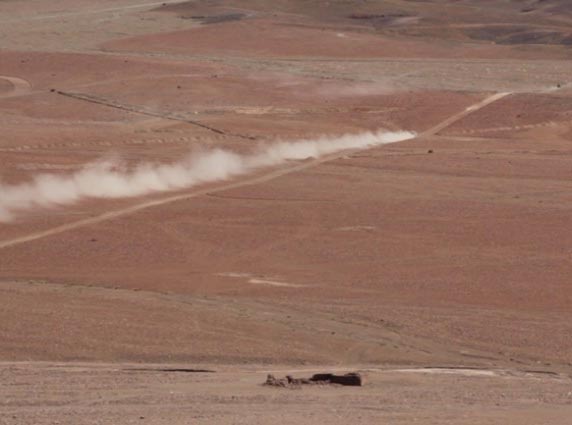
[1,0,572,423]
[2,362,572,425]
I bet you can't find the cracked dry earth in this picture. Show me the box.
[1,0,572,424]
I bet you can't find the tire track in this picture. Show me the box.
[56,90,255,140]
[0,135,212,152]
[443,120,560,136]
[0,92,510,250]
[422,92,511,137]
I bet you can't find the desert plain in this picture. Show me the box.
[1,0,572,423]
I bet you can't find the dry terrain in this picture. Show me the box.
[1,0,572,423]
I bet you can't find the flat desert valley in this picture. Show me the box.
[1,0,572,423]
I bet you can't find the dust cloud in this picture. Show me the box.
[0,130,414,222]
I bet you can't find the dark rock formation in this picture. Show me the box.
[264,372,362,387]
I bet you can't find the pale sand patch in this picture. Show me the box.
[248,278,306,288]
[218,273,307,288]
[394,368,499,377]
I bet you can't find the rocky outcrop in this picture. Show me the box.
[265,372,363,387]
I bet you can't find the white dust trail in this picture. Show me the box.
[0,130,415,222]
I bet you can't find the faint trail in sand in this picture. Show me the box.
[422,92,511,137]
[0,361,561,380]
[0,93,510,250]
[56,90,255,140]
[0,76,32,98]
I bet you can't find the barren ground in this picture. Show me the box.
[1,0,572,423]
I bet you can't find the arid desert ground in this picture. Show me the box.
[1,0,572,423]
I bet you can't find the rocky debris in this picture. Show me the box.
[311,373,363,386]
[264,374,303,387]
[265,372,362,388]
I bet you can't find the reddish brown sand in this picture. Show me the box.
[1,1,572,423]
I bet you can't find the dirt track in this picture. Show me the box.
[0,92,506,250]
